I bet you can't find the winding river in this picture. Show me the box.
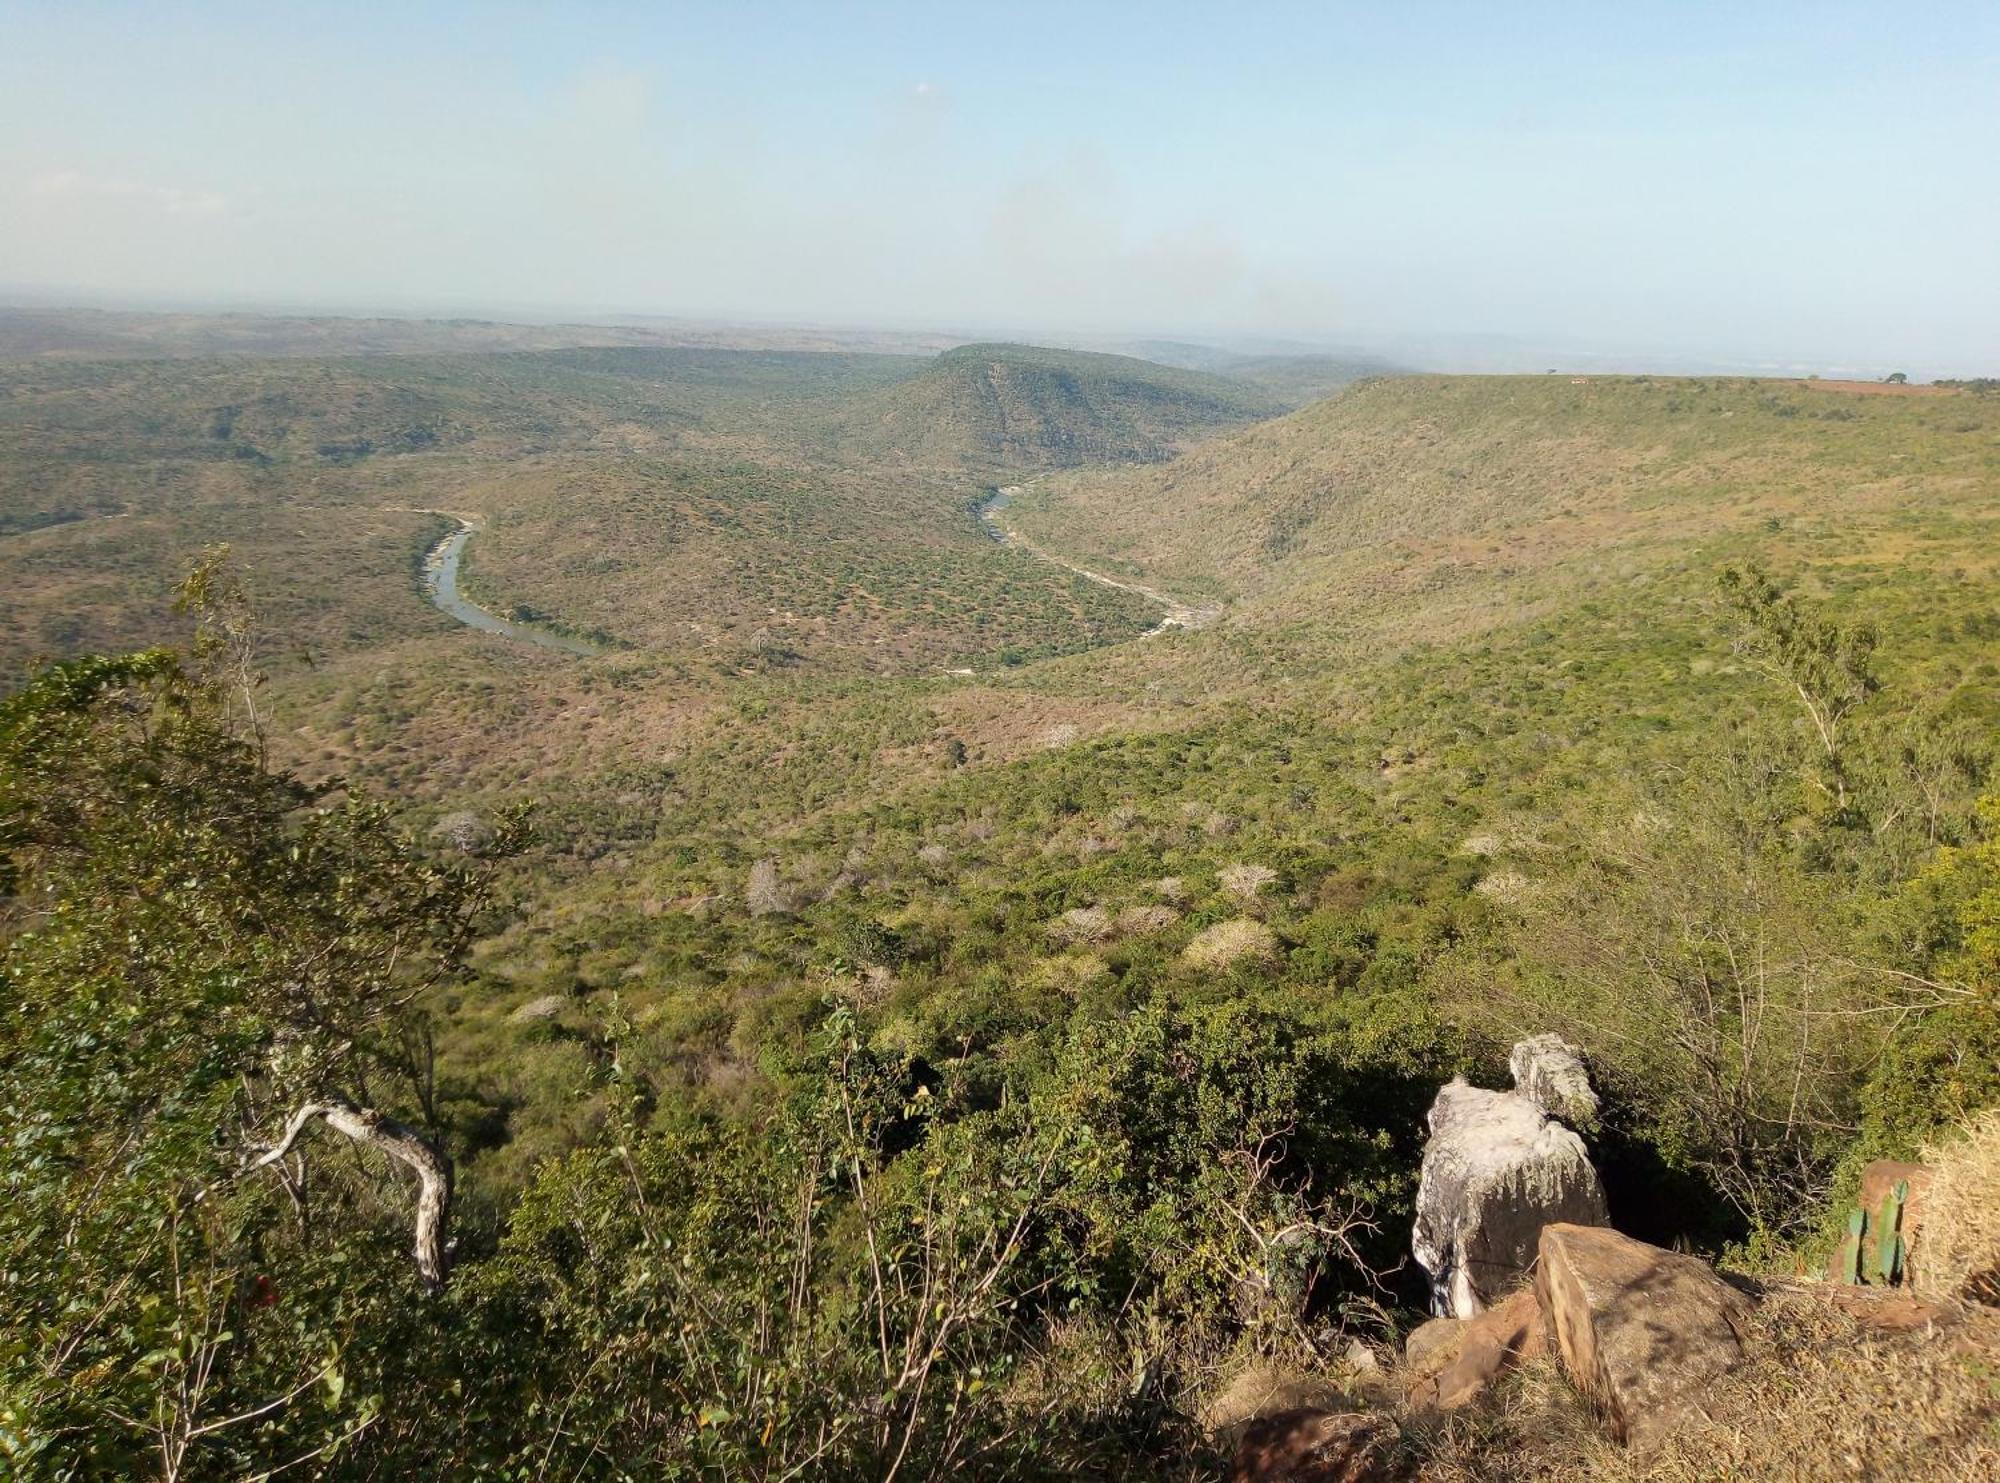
[413,490,1201,660]
[420,520,600,656]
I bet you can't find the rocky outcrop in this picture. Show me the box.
[1411,1081,1607,1317]
[1536,1223,1752,1451]
[1228,1409,1401,1483]
[1507,1033,1599,1130]
[1404,1287,1547,1411]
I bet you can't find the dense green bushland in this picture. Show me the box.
[0,621,1469,1476]
[3,357,1997,1475]
[0,342,1264,676]
[4,573,1994,1476]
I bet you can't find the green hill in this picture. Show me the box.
[1001,373,2000,650]
[0,344,1174,679]
[841,342,1283,468]
[1107,340,1404,406]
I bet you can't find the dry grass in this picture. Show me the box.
[1635,1287,2000,1481]
[1797,378,1959,397]
[1915,1109,2000,1305]
[1401,1287,2000,1481]
[1404,1353,1617,1480]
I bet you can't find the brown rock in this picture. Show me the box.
[1536,1223,1753,1451]
[1820,1284,1950,1332]
[1433,1287,1546,1410]
[1204,1364,1351,1444]
[1228,1410,1401,1483]
[1402,1316,1465,1375]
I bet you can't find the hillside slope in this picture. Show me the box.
[842,342,1282,469]
[0,343,1175,680]
[1002,374,2000,644]
[1106,340,1404,407]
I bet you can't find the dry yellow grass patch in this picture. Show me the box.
[1403,1288,2000,1481]
[1915,1109,2000,1305]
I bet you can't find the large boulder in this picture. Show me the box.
[1507,1033,1599,1130]
[1536,1223,1752,1451]
[1411,1081,1607,1317]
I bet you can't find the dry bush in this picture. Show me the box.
[1183,918,1278,971]
[1116,904,1181,936]
[1915,1109,2000,1305]
[507,993,566,1024]
[745,857,793,917]
[1471,870,1533,907]
[1025,951,1112,997]
[1219,862,1279,903]
[1048,905,1113,946]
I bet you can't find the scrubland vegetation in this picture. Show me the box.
[2,341,1995,1476]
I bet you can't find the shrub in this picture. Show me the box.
[1182,918,1279,971]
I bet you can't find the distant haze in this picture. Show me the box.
[3,2,1996,376]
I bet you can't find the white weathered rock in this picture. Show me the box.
[1412,1080,1608,1317]
[1508,1033,1600,1130]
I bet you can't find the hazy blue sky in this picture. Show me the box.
[3,2,1995,371]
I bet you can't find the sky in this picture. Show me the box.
[2,1,1996,373]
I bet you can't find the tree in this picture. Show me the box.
[1885,371,1909,384]
[0,560,510,1472]
[1719,566,1878,812]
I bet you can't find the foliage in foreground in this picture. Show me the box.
[0,624,1467,1477]
[5,522,1998,1475]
